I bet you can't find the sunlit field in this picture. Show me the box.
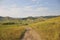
[0,16,60,40]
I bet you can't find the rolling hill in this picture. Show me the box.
[0,16,60,40]
[29,16,60,40]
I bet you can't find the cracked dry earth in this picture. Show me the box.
[21,27,41,40]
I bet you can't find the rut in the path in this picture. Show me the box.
[21,27,41,40]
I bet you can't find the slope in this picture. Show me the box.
[29,17,60,40]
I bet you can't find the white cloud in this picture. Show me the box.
[31,0,38,4]
[32,0,37,2]
[0,4,60,18]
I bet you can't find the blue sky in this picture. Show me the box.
[0,0,60,18]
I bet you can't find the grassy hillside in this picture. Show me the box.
[29,17,60,40]
[0,16,60,40]
[0,25,25,40]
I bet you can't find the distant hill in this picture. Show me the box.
[0,16,59,25]
[0,16,59,21]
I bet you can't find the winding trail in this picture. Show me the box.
[21,27,41,40]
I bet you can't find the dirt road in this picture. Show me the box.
[21,27,41,40]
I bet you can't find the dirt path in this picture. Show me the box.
[21,27,41,40]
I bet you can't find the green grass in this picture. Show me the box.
[0,16,60,40]
[0,25,26,40]
[29,17,60,40]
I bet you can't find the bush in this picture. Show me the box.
[2,22,15,25]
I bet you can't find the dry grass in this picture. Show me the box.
[29,17,60,40]
[0,16,60,40]
[0,25,25,40]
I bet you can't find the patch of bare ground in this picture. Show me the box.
[21,27,41,40]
